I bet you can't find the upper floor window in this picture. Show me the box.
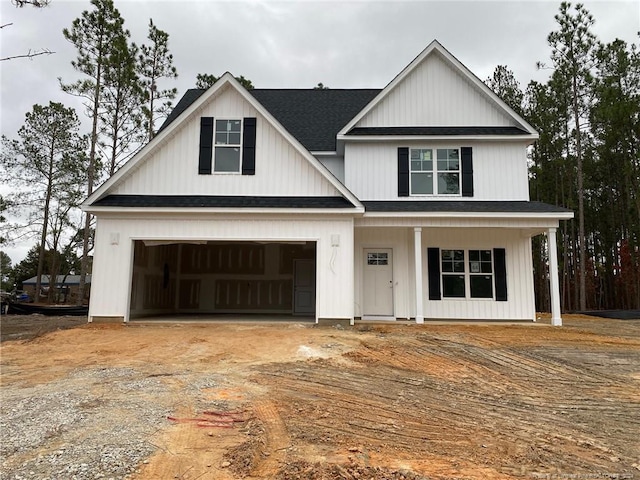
[410,148,460,195]
[214,119,242,172]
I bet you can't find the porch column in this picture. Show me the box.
[548,227,562,326]
[414,227,424,324]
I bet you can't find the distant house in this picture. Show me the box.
[82,40,572,325]
[22,275,91,304]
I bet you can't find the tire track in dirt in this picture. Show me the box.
[256,332,640,476]
[250,400,290,478]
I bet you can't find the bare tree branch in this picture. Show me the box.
[1,23,14,29]
[1,48,55,61]
[11,0,51,7]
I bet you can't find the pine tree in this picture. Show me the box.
[100,33,144,176]
[195,73,254,90]
[138,19,178,141]
[0,102,87,303]
[61,0,126,304]
[545,2,598,310]
[590,39,640,308]
[485,65,524,115]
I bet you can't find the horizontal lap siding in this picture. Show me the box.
[345,142,529,201]
[112,88,339,197]
[357,52,513,128]
[89,216,354,321]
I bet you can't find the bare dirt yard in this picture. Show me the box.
[1,314,639,480]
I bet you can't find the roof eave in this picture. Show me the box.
[362,211,574,219]
[337,134,539,143]
[84,206,365,215]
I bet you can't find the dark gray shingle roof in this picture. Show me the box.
[94,195,356,209]
[158,88,381,151]
[363,201,572,214]
[250,89,380,151]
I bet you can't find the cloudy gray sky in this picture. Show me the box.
[1,0,638,264]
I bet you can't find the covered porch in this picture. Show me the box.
[355,201,572,325]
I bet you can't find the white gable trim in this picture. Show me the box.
[83,73,363,210]
[342,134,536,143]
[337,40,537,137]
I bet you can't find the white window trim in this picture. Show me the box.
[440,248,495,300]
[213,119,243,174]
[409,147,462,197]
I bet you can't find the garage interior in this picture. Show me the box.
[129,240,316,320]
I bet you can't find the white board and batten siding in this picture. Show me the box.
[89,215,355,322]
[344,142,530,201]
[354,228,413,319]
[356,51,514,128]
[111,86,341,198]
[354,227,536,321]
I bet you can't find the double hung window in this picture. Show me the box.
[441,249,493,299]
[410,148,460,195]
[214,119,242,172]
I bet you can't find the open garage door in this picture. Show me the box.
[129,240,316,320]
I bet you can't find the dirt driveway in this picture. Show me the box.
[1,315,639,480]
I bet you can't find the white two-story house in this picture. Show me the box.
[83,41,572,325]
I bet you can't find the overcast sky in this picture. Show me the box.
[1,0,638,265]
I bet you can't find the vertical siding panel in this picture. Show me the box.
[111,88,341,198]
[389,227,534,321]
[92,216,356,321]
[344,142,529,201]
[358,53,513,128]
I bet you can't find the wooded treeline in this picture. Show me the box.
[1,1,638,312]
[487,3,640,311]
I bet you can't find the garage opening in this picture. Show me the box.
[129,240,316,320]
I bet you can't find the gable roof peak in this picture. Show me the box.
[338,39,538,137]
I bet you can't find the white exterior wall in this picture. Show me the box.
[111,86,340,197]
[354,228,413,319]
[357,52,513,128]
[344,141,530,201]
[354,227,536,321]
[89,214,354,322]
[316,155,345,183]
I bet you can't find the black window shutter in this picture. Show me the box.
[242,117,257,175]
[398,147,409,197]
[198,117,213,174]
[461,147,473,197]
[427,247,441,300]
[494,248,507,301]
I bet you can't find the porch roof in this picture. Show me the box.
[362,200,572,214]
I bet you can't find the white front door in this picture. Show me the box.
[293,259,316,315]
[363,249,394,317]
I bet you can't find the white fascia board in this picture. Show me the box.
[83,73,363,211]
[337,134,539,143]
[337,40,538,137]
[310,151,339,156]
[85,206,365,215]
[363,211,574,220]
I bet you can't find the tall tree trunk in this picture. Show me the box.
[572,75,586,311]
[35,134,57,303]
[77,64,102,306]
